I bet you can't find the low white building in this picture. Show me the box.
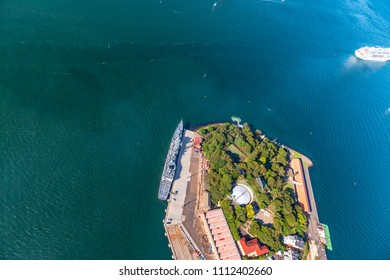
[231,184,253,205]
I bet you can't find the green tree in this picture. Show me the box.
[234,206,247,224]
[221,173,233,191]
[235,137,245,147]
[247,136,256,149]
[201,122,306,251]
[238,162,247,172]
[267,177,276,188]
[297,212,307,227]
[275,177,284,188]
[244,143,252,154]
[285,212,298,228]
[221,201,240,241]
[276,153,288,166]
[278,165,286,176]
[258,192,270,209]
[271,163,280,172]
[271,199,282,213]
[246,204,255,219]
[199,128,207,135]
[247,152,257,162]
[259,164,267,176]
[273,215,284,233]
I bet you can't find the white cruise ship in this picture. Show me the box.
[355,46,390,61]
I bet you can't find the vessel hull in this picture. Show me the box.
[355,47,390,62]
[158,120,183,200]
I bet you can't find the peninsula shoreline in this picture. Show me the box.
[162,121,329,260]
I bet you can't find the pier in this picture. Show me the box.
[288,146,328,260]
[163,129,215,260]
[303,164,327,260]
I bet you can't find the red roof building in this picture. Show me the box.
[237,237,269,258]
[291,158,311,213]
[193,137,203,152]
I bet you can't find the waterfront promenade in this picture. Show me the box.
[303,164,327,260]
[287,145,327,259]
[164,129,214,260]
[182,142,213,258]
[163,128,218,260]
[163,129,199,260]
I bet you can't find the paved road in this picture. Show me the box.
[182,143,211,258]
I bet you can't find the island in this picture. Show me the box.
[160,119,331,260]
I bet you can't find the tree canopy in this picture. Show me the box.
[200,122,308,255]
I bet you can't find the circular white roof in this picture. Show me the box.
[231,184,252,205]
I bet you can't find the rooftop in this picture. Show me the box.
[238,237,269,257]
[205,209,241,260]
[231,184,253,205]
[283,235,305,250]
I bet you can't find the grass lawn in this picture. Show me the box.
[290,151,310,167]
[227,144,247,161]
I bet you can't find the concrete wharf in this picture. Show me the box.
[163,129,216,260]
[289,148,327,260]
[303,164,327,260]
[286,144,327,260]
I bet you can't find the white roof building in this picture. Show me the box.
[231,184,253,205]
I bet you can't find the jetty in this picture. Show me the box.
[163,129,217,260]
[287,147,329,259]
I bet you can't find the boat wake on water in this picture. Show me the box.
[248,0,286,5]
[343,54,387,73]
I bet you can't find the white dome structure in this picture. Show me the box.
[231,184,253,205]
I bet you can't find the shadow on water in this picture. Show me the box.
[190,120,230,131]
[184,120,191,130]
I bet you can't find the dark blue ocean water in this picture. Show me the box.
[0,0,389,259]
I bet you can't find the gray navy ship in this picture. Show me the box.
[158,120,183,200]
